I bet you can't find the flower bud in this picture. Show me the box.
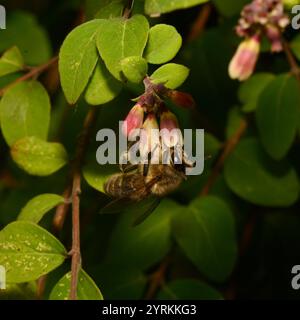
[160,110,183,148]
[139,113,160,162]
[167,91,196,109]
[265,24,283,52]
[229,35,260,81]
[122,104,144,138]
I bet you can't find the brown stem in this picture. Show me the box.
[200,119,248,196]
[0,56,58,97]
[282,39,300,84]
[144,255,172,300]
[188,3,212,42]
[69,107,99,300]
[53,186,72,234]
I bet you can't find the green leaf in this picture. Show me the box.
[106,199,176,270]
[145,0,209,16]
[291,34,300,61]
[172,196,237,282]
[212,0,250,17]
[11,136,68,176]
[18,194,65,224]
[0,47,24,77]
[85,60,123,105]
[94,0,125,19]
[256,74,300,160]
[83,162,117,193]
[0,11,52,65]
[121,56,148,83]
[0,81,51,146]
[238,73,275,113]
[151,63,189,89]
[144,24,182,64]
[91,264,146,299]
[158,279,223,300]
[97,15,149,81]
[59,19,103,104]
[50,269,103,300]
[0,221,67,283]
[224,138,300,207]
[226,107,245,139]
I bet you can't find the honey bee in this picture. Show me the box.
[101,150,193,225]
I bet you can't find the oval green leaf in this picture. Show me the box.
[0,221,67,283]
[151,63,189,89]
[256,74,300,160]
[0,46,24,77]
[59,19,103,104]
[172,196,237,283]
[97,14,149,81]
[0,81,51,146]
[18,194,65,223]
[11,136,68,176]
[50,269,103,300]
[145,0,209,16]
[144,24,182,64]
[85,60,123,105]
[121,56,148,83]
[224,138,300,207]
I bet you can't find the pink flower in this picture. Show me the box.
[139,113,160,161]
[122,104,144,138]
[265,24,283,52]
[229,35,260,81]
[160,110,183,148]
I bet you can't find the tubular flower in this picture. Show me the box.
[122,103,144,138]
[160,110,183,148]
[229,35,260,81]
[139,113,160,161]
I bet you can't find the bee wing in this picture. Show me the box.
[132,196,161,227]
[99,195,160,223]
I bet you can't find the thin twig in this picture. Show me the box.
[200,119,248,196]
[282,39,300,84]
[188,3,212,42]
[144,255,172,300]
[69,107,99,300]
[0,56,58,97]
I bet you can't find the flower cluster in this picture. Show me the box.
[229,0,290,81]
[122,78,195,161]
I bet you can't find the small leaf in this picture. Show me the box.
[11,136,68,176]
[120,56,148,83]
[158,279,223,300]
[59,19,103,104]
[224,138,300,207]
[0,81,51,146]
[18,194,65,224]
[151,63,189,89]
[212,0,250,17]
[0,46,24,77]
[94,0,124,19]
[144,24,182,64]
[145,0,209,16]
[238,73,275,113]
[172,196,237,282]
[97,14,149,81]
[50,269,103,300]
[256,74,300,160]
[85,60,123,105]
[0,221,67,283]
